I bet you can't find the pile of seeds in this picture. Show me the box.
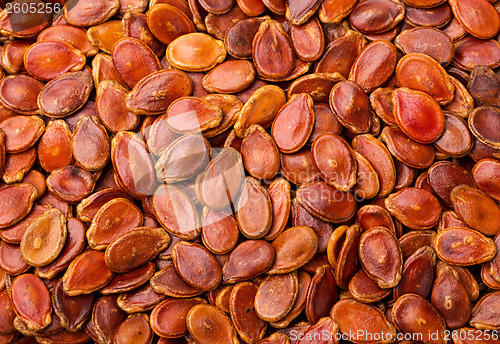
[0,0,500,343]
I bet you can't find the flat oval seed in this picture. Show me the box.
[271,93,315,154]
[166,33,226,72]
[308,103,342,144]
[329,80,371,134]
[280,148,321,186]
[0,290,16,334]
[150,298,205,338]
[150,262,202,298]
[201,208,239,254]
[431,265,471,329]
[331,299,396,344]
[196,147,245,210]
[312,134,357,191]
[147,4,196,45]
[34,217,86,280]
[234,85,286,138]
[352,134,396,198]
[52,281,94,332]
[0,184,37,229]
[87,20,123,55]
[319,0,357,23]
[296,180,357,223]
[111,131,156,198]
[395,27,455,66]
[115,314,152,344]
[38,25,97,57]
[155,134,210,183]
[152,184,200,240]
[380,126,435,169]
[86,198,143,250]
[104,228,170,273]
[117,284,166,313]
[202,60,255,94]
[290,18,324,62]
[236,177,272,239]
[434,227,497,266]
[469,291,500,330]
[454,37,500,71]
[63,0,119,26]
[20,208,67,268]
[166,97,223,134]
[468,65,500,108]
[100,262,155,295]
[428,161,475,207]
[353,152,380,200]
[396,53,455,105]
[385,187,441,230]
[126,69,193,116]
[349,40,397,92]
[37,120,73,173]
[62,250,115,296]
[241,125,280,180]
[286,0,322,25]
[267,226,318,275]
[392,294,446,344]
[450,184,500,236]
[255,273,298,322]
[473,158,500,202]
[222,240,275,283]
[11,274,51,331]
[172,242,221,291]
[46,166,95,203]
[224,17,266,59]
[112,38,161,89]
[433,112,473,157]
[72,116,110,172]
[230,282,267,343]
[0,75,44,115]
[24,41,86,81]
[38,71,93,118]
[0,115,45,153]
[449,0,500,39]
[469,106,500,149]
[186,304,239,344]
[349,0,404,34]
[288,72,344,104]
[349,270,391,303]
[253,20,294,79]
[359,227,402,289]
[305,266,338,324]
[392,87,445,144]
[394,246,437,299]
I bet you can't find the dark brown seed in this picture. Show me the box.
[91,295,127,344]
[468,65,500,108]
[469,106,500,149]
